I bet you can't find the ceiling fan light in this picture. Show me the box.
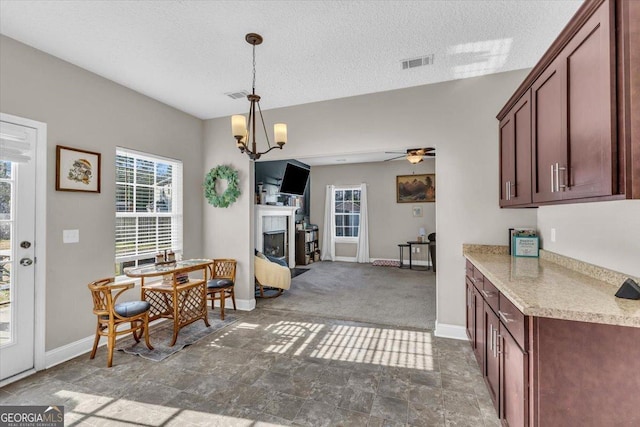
[407,154,423,164]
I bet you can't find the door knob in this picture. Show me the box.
[20,241,31,249]
[19,258,33,266]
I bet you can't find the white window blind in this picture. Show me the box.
[115,148,183,272]
[334,188,361,238]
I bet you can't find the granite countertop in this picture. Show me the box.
[463,245,640,328]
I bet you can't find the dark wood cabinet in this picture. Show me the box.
[466,256,640,426]
[500,92,532,206]
[466,263,529,427]
[499,0,639,206]
[484,303,500,412]
[501,326,528,427]
[532,0,616,203]
[531,58,566,203]
[465,278,474,342]
[295,228,320,265]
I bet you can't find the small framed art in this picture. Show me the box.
[56,145,101,193]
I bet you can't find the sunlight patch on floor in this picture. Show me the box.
[260,321,434,370]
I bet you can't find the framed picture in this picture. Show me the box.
[397,174,435,203]
[56,145,101,193]
[412,206,423,217]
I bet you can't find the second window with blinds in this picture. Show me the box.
[115,148,183,275]
[334,188,361,239]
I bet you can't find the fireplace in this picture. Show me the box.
[263,230,286,260]
[255,205,297,268]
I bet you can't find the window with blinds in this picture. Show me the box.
[115,148,183,275]
[334,188,361,238]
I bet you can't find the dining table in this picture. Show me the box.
[125,259,213,346]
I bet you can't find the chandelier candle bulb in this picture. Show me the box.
[232,115,247,138]
[274,123,287,145]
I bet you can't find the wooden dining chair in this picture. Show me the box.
[206,259,237,320]
[88,277,153,367]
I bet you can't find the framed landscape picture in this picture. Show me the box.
[397,174,435,203]
[56,145,101,193]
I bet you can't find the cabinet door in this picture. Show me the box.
[466,279,474,342]
[485,304,500,413]
[501,327,528,427]
[499,115,515,207]
[473,286,485,370]
[563,0,616,199]
[532,57,566,203]
[501,93,532,207]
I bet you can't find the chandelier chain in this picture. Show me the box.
[257,101,271,148]
[252,44,256,93]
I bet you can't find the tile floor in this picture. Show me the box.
[0,308,499,426]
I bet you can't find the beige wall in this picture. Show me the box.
[538,201,640,277]
[310,159,436,261]
[0,36,204,350]
[202,119,255,305]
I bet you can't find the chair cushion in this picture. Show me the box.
[207,278,234,289]
[113,300,151,317]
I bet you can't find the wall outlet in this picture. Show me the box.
[416,247,421,253]
[550,228,556,243]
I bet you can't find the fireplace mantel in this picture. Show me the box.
[255,205,298,267]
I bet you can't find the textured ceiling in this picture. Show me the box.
[0,0,583,120]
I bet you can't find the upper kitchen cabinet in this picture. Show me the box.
[499,91,532,207]
[497,0,640,206]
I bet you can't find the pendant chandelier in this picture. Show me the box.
[231,33,287,161]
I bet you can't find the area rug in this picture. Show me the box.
[372,259,401,267]
[117,311,237,362]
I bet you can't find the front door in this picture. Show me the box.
[0,120,37,381]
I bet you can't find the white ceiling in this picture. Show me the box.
[0,0,583,121]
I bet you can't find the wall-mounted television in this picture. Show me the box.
[279,163,310,196]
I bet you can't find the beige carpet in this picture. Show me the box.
[259,261,436,329]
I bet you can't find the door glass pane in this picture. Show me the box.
[0,188,13,346]
[0,161,10,179]
[0,182,10,220]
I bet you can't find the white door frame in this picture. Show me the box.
[0,112,47,383]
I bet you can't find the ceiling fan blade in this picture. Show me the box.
[384,151,405,154]
[384,154,405,161]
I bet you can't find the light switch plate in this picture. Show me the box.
[550,228,556,243]
[63,229,79,243]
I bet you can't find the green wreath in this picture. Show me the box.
[204,165,241,208]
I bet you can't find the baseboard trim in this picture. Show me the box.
[45,335,99,368]
[434,322,468,341]
[335,256,357,262]
[235,298,256,311]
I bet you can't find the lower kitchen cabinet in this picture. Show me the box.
[466,258,640,426]
[501,325,528,427]
[484,303,501,413]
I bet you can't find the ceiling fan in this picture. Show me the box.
[384,147,435,164]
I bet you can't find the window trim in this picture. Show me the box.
[333,186,361,241]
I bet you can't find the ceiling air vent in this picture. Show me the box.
[401,54,435,70]
[225,90,249,100]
